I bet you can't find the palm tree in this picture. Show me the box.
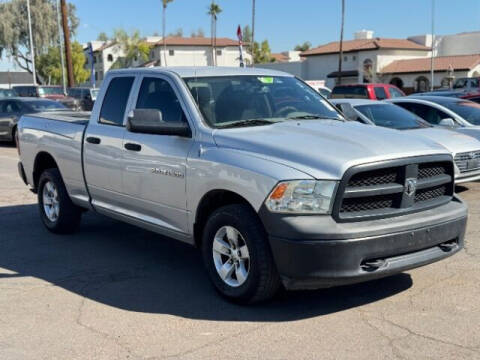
[337,0,345,85]
[162,0,174,66]
[208,2,222,66]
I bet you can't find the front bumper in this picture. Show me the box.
[260,197,467,290]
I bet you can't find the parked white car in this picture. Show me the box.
[332,98,480,183]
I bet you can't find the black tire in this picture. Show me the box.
[201,204,281,304]
[12,127,17,147]
[37,168,82,234]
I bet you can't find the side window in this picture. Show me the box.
[374,87,387,100]
[99,77,134,126]
[470,78,479,88]
[388,87,404,98]
[136,77,186,123]
[1,101,19,113]
[398,103,448,125]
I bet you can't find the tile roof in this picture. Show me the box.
[154,37,239,47]
[271,53,290,63]
[381,54,480,74]
[301,38,430,56]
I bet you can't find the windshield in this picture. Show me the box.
[25,100,67,111]
[184,75,343,128]
[331,86,368,99]
[453,78,468,89]
[355,103,431,130]
[442,100,480,125]
[38,87,64,96]
[0,89,16,98]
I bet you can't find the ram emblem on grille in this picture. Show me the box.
[405,178,417,197]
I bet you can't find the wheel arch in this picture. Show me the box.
[193,189,258,247]
[33,152,60,192]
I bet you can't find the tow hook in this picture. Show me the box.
[439,241,457,252]
[361,259,386,272]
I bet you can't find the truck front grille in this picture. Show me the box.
[454,150,480,173]
[333,155,454,222]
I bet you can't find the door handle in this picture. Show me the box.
[86,136,101,144]
[124,143,142,152]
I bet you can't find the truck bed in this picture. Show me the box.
[18,112,90,208]
[29,111,91,125]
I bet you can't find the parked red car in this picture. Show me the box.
[331,83,405,100]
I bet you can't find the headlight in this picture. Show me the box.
[265,180,338,214]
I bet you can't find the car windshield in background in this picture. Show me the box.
[331,86,368,98]
[38,87,64,96]
[25,100,67,111]
[184,75,343,128]
[453,78,468,89]
[441,100,480,125]
[0,89,16,98]
[355,104,431,130]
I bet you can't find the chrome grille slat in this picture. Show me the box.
[454,150,480,173]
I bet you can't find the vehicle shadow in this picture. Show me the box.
[0,203,412,322]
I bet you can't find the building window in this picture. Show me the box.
[352,55,356,61]
[217,49,223,56]
[107,54,113,62]
[441,77,451,88]
[343,56,347,62]
[415,76,430,92]
[169,49,175,56]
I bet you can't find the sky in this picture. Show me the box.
[2,0,480,71]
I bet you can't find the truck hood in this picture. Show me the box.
[212,120,449,180]
[407,128,480,155]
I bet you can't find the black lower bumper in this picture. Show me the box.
[262,198,467,290]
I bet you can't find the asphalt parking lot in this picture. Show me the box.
[0,143,479,360]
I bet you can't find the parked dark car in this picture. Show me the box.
[415,77,480,102]
[13,85,80,111]
[0,88,17,98]
[331,83,405,100]
[67,87,98,111]
[0,98,67,145]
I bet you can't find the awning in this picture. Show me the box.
[327,70,359,78]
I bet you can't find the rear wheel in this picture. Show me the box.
[38,168,82,234]
[201,204,281,304]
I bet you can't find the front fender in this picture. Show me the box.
[186,146,313,228]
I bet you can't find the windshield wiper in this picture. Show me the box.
[216,119,278,128]
[287,115,344,121]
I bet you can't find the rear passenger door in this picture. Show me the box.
[83,75,135,210]
[121,75,194,235]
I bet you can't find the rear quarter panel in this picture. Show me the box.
[18,115,89,207]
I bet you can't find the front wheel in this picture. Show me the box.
[38,168,82,234]
[201,204,281,304]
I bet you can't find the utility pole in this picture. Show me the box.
[56,0,67,94]
[26,0,37,85]
[251,0,255,66]
[430,0,435,91]
[60,0,74,87]
[337,0,345,85]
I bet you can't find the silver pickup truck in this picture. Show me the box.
[17,67,467,303]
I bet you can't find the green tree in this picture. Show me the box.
[37,41,89,84]
[0,0,78,83]
[253,40,274,64]
[162,0,174,66]
[97,32,109,42]
[190,28,205,37]
[207,2,222,66]
[294,41,311,52]
[110,29,151,69]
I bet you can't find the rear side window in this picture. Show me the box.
[395,102,449,125]
[388,87,404,98]
[374,87,387,100]
[99,77,134,126]
[331,86,368,99]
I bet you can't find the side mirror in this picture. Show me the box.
[439,118,456,127]
[127,109,191,137]
[337,103,359,121]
